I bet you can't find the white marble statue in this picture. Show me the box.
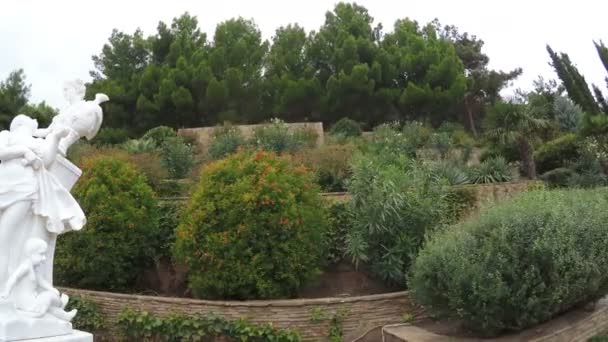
[0,81,108,342]
[35,80,108,156]
[1,238,76,322]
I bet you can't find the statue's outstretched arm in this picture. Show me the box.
[40,128,70,168]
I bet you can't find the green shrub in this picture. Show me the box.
[410,189,608,336]
[160,136,195,179]
[292,144,354,192]
[157,200,183,260]
[65,295,105,331]
[401,121,432,149]
[126,152,169,190]
[121,138,158,154]
[534,134,580,174]
[208,124,246,160]
[427,132,454,159]
[91,127,130,146]
[326,202,351,264]
[444,186,478,222]
[251,118,317,153]
[346,151,447,285]
[540,167,576,188]
[367,122,425,159]
[142,126,177,147]
[174,151,329,299]
[470,156,517,184]
[330,118,363,138]
[116,308,301,341]
[155,179,194,197]
[480,143,520,164]
[55,155,160,291]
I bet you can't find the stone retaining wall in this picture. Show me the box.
[178,122,325,149]
[61,288,420,341]
[454,180,544,212]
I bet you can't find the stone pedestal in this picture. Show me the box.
[7,331,93,342]
[0,302,73,342]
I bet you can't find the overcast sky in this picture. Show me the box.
[1,0,607,109]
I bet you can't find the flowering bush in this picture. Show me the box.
[173,151,329,299]
[55,155,160,291]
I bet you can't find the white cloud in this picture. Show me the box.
[1,0,606,108]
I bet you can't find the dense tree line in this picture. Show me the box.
[82,3,517,134]
[1,3,519,134]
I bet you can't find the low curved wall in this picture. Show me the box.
[61,288,421,341]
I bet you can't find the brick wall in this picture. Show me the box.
[61,288,422,341]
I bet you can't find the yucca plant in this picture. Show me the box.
[470,156,517,184]
[429,160,471,186]
[121,138,158,154]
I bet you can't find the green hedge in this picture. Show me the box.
[410,189,608,336]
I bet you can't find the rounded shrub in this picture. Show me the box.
[409,189,608,336]
[540,167,576,188]
[142,126,177,147]
[534,133,581,174]
[173,151,329,299]
[55,155,160,291]
[330,118,363,138]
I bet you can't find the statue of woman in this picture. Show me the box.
[0,115,86,286]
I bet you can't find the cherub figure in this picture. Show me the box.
[0,238,76,322]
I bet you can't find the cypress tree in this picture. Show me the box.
[547,45,599,114]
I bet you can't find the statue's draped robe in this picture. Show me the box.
[0,133,85,285]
